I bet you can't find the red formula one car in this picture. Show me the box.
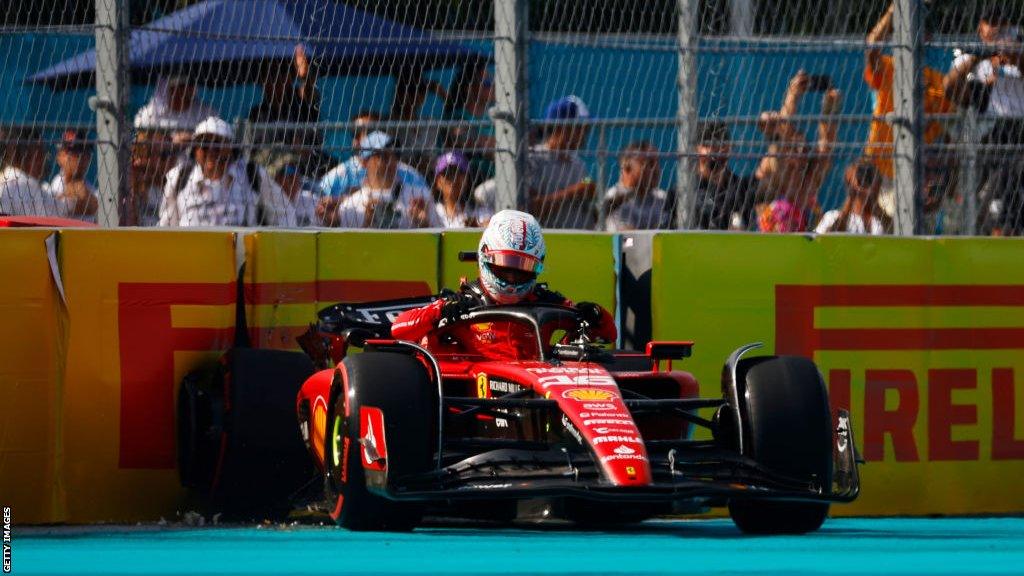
[178,295,859,533]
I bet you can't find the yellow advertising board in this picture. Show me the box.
[441,230,616,314]
[58,229,238,522]
[317,230,438,302]
[243,231,319,350]
[652,233,1024,515]
[0,230,64,523]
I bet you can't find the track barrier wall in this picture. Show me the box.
[2,229,1023,521]
[653,233,1024,516]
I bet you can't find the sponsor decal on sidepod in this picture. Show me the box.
[562,388,617,401]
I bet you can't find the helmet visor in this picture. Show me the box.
[480,249,543,274]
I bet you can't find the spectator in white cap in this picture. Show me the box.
[326,131,440,229]
[319,110,428,199]
[128,115,180,226]
[527,95,595,229]
[158,116,296,227]
[432,151,492,228]
[134,75,217,146]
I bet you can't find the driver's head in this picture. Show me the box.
[478,210,546,305]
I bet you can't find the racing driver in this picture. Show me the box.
[391,209,615,359]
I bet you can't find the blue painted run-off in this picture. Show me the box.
[14,518,1024,575]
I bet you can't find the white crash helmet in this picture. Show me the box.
[478,210,546,304]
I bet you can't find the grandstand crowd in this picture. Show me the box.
[1,4,1022,235]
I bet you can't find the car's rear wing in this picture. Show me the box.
[298,296,437,368]
[316,296,438,336]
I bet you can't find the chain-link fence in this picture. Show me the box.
[2,0,1023,235]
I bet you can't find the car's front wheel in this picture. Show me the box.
[323,351,435,531]
[727,355,832,534]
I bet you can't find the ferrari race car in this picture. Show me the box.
[178,293,859,533]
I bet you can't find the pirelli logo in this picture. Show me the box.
[776,285,1024,464]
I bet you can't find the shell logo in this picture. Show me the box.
[311,397,328,461]
[562,388,617,401]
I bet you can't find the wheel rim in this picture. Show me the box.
[331,414,343,468]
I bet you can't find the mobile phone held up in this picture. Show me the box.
[806,74,833,92]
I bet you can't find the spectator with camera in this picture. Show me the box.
[46,129,99,222]
[158,117,296,227]
[326,131,440,229]
[945,8,1024,235]
[754,71,842,232]
[815,159,891,234]
[319,110,428,199]
[865,1,955,222]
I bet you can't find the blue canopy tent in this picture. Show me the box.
[27,0,486,88]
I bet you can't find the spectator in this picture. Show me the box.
[390,72,447,178]
[128,126,178,226]
[0,126,83,217]
[603,141,673,231]
[319,110,428,199]
[754,71,842,232]
[158,117,296,227]
[864,1,954,218]
[247,45,333,178]
[327,131,440,229]
[944,7,1024,126]
[46,129,99,222]
[134,75,217,146]
[945,8,1024,235]
[269,155,320,228]
[527,95,596,229]
[432,151,491,228]
[442,63,496,186]
[920,153,963,235]
[691,121,758,230]
[815,160,891,234]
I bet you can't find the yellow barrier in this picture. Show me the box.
[652,233,1024,515]
[317,230,438,301]
[58,230,237,522]
[6,228,1024,522]
[441,231,616,314]
[0,230,64,523]
[244,231,319,350]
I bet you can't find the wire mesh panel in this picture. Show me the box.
[2,0,1023,235]
[929,1,1024,236]
[0,3,101,222]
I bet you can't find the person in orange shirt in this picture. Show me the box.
[863,2,959,233]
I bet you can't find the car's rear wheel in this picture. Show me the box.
[727,356,832,535]
[324,351,435,531]
[177,348,315,520]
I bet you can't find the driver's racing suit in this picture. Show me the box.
[390,280,616,360]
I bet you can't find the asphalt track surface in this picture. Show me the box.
[13,517,1024,575]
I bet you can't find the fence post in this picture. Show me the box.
[960,107,979,235]
[729,0,754,37]
[493,0,528,213]
[93,0,130,227]
[675,0,699,229]
[892,0,922,235]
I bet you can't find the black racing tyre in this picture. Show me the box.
[727,356,832,535]
[178,348,314,520]
[324,351,435,531]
